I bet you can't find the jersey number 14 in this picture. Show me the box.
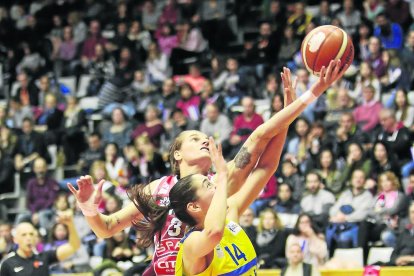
[224,243,247,265]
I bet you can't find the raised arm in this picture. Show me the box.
[183,139,228,261]
[56,210,81,261]
[224,61,345,196]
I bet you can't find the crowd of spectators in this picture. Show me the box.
[0,0,414,274]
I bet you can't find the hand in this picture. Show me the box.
[230,135,242,145]
[67,175,104,204]
[209,137,227,175]
[281,67,298,107]
[310,60,346,98]
[302,225,316,237]
[56,210,74,226]
[396,256,412,266]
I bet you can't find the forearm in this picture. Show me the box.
[205,172,228,234]
[67,223,81,251]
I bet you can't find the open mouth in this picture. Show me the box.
[200,147,209,152]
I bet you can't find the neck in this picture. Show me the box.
[352,186,363,195]
[290,262,302,268]
[17,248,33,259]
[179,162,210,178]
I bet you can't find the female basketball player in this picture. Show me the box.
[68,61,345,275]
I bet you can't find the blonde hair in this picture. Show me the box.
[90,160,109,182]
[378,171,400,192]
[257,208,284,233]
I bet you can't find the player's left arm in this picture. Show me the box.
[56,211,81,261]
[224,61,344,196]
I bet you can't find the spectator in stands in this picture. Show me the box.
[375,13,404,50]
[81,20,107,66]
[256,209,288,268]
[176,82,201,121]
[377,108,413,177]
[394,89,414,130]
[350,62,381,103]
[7,97,32,129]
[286,213,328,267]
[0,221,13,261]
[338,142,371,188]
[225,96,264,159]
[222,58,246,107]
[273,182,301,215]
[368,141,400,184]
[0,124,17,159]
[0,212,80,276]
[327,170,374,254]
[40,193,71,233]
[142,0,161,32]
[36,93,64,145]
[363,0,384,21]
[86,43,115,96]
[67,11,87,45]
[53,26,78,77]
[239,208,258,250]
[283,242,320,276]
[262,92,284,121]
[366,36,387,78]
[250,175,277,216]
[277,26,301,71]
[353,85,383,132]
[301,171,336,229]
[314,0,333,26]
[131,105,164,148]
[385,0,412,31]
[324,88,355,129]
[401,30,414,90]
[15,72,39,107]
[390,203,414,266]
[173,63,206,94]
[360,172,409,253]
[200,103,232,144]
[106,22,133,53]
[78,132,104,175]
[102,107,133,149]
[14,117,50,171]
[104,142,128,189]
[37,76,65,109]
[406,172,414,201]
[156,23,178,57]
[281,160,304,201]
[128,20,152,53]
[354,21,373,63]
[15,43,45,76]
[198,80,225,116]
[286,117,310,173]
[336,0,361,36]
[158,78,179,121]
[146,42,170,84]
[287,1,312,38]
[0,147,15,194]
[15,157,59,228]
[314,149,343,197]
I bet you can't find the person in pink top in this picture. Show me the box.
[353,85,383,132]
[176,83,201,121]
[173,63,207,93]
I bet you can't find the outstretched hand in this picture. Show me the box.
[311,60,346,97]
[67,175,104,204]
[281,67,297,107]
[208,137,227,175]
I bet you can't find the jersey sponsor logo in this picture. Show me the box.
[216,244,225,258]
[33,260,43,268]
[154,255,176,275]
[14,266,24,272]
[227,221,242,235]
[156,238,180,256]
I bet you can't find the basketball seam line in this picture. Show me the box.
[312,26,339,75]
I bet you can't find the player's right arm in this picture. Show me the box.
[68,176,160,238]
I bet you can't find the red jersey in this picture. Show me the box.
[142,174,213,276]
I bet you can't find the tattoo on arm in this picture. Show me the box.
[116,216,120,225]
[105,218,112,230]
[234,146,251,169]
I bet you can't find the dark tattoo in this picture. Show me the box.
[234,146,251,169]
[105,218,111,230]
[116,216,121,225]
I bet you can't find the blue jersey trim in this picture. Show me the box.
[218,258,257,276]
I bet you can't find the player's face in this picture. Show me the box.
[177,131,211,165]
[194,174,216,211]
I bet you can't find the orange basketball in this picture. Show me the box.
[301,25,354,76]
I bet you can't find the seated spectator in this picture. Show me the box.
[128,20,152,54]
[401,30,414,90]
[80,20,107,67]
[176,83,201,121]
[36,93,64,145]
[250,175,277,216]
[78,132,104,175]
[327,170,374,255]
[305,122,336,171]
[141,0,161,32]
[256,209,288,268]
[199,103,232,144]
[390,203,414,266]
[313,0,333,26]
[287,2,312,38]
[277,26,300,70]
[260,74,281,101]
[0,213,80,276]
[374,12,403,49]
[349,62,381,103]
[221,58,246,108]
[67,11,87,45]
[39,193,72,233]
[15,42,45,76]
[377,108,413,177]
[338,142,371,188]
[282,242,320,276]
[273,183,301,215]
[102,107,133,149]
[286,213,328,267]
[239,208,258,251]
[15,72,40,108]
[53,26,78,77]
[285,117,310,174]
[281,160,304,201]
[224,96,264,159]
[315,149,343,197]
[325,88,355,128]
[301,171,336,229]
[14,119,50,173]
[334,113,370,159]
[156,23,178,57]
[360,172,410,259]
[15,157,59,228]
[173,63,207,94]
[106,22,133,54]
[131,105,164,148]
[366,36,387,78]
[0,222,13,261]
[368,141,400,184]
[146,42,171,84]
[262,92,284,121]
[353,85,383,132]
[7,97,32,129]
[406,172,414,201]
[394,89,414,130]
[198,80,225,117]
[363,0,384,21]
[336,0,361,36]
[104,143,128,194]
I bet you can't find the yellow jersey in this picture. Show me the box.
[175,220,257,276]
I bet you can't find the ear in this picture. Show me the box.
[187,202,201,213]
[174,150,182,162]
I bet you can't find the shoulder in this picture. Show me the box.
[2,251,16,262]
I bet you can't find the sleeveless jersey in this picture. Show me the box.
[143,174,214,276]
[175,220,258,276]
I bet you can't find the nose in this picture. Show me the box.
[202,139,209,147]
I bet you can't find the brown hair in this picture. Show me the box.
[257,208,284,233]
[378,171,400,192]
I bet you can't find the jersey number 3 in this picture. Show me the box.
[167,218,182,237]
[224,243,247,265]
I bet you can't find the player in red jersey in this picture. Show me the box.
[69,62,345,275]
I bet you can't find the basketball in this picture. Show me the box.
[301,25,354,76]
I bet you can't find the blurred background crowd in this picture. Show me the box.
[0,0,414,274]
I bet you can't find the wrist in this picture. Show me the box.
[299,90,317,105]
[77,200,99,217]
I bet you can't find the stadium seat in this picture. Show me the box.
[333,248,364,268]
[79,96,99,111]
[10,81,20,97]
[77,75,91,98]
[367,247,394,265]
[408,91,414,105]
[58,76,77,95]
[278,213,299,229]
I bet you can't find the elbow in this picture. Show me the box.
[95,230,112,239]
